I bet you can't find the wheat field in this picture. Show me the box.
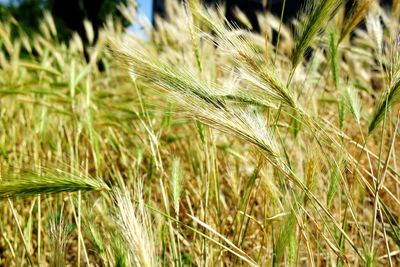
[1,0,400,266]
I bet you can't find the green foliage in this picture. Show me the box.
[329,29,339,89]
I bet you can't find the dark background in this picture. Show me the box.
[0,0,303,42]
[0,0,129,43]
[0,0,393,44]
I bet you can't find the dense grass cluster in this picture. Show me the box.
[1,0,400,266]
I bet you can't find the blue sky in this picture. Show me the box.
[131,0,153,37]
[137,0,153,22]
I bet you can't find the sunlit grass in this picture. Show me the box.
[1,0,400,266]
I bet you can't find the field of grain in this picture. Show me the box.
[1,0,400,266]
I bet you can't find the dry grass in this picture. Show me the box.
[1,0,400,266]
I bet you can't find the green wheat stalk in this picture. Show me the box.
[0,170,110,198]
[369,79,400,132]
[291,0,342,76]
